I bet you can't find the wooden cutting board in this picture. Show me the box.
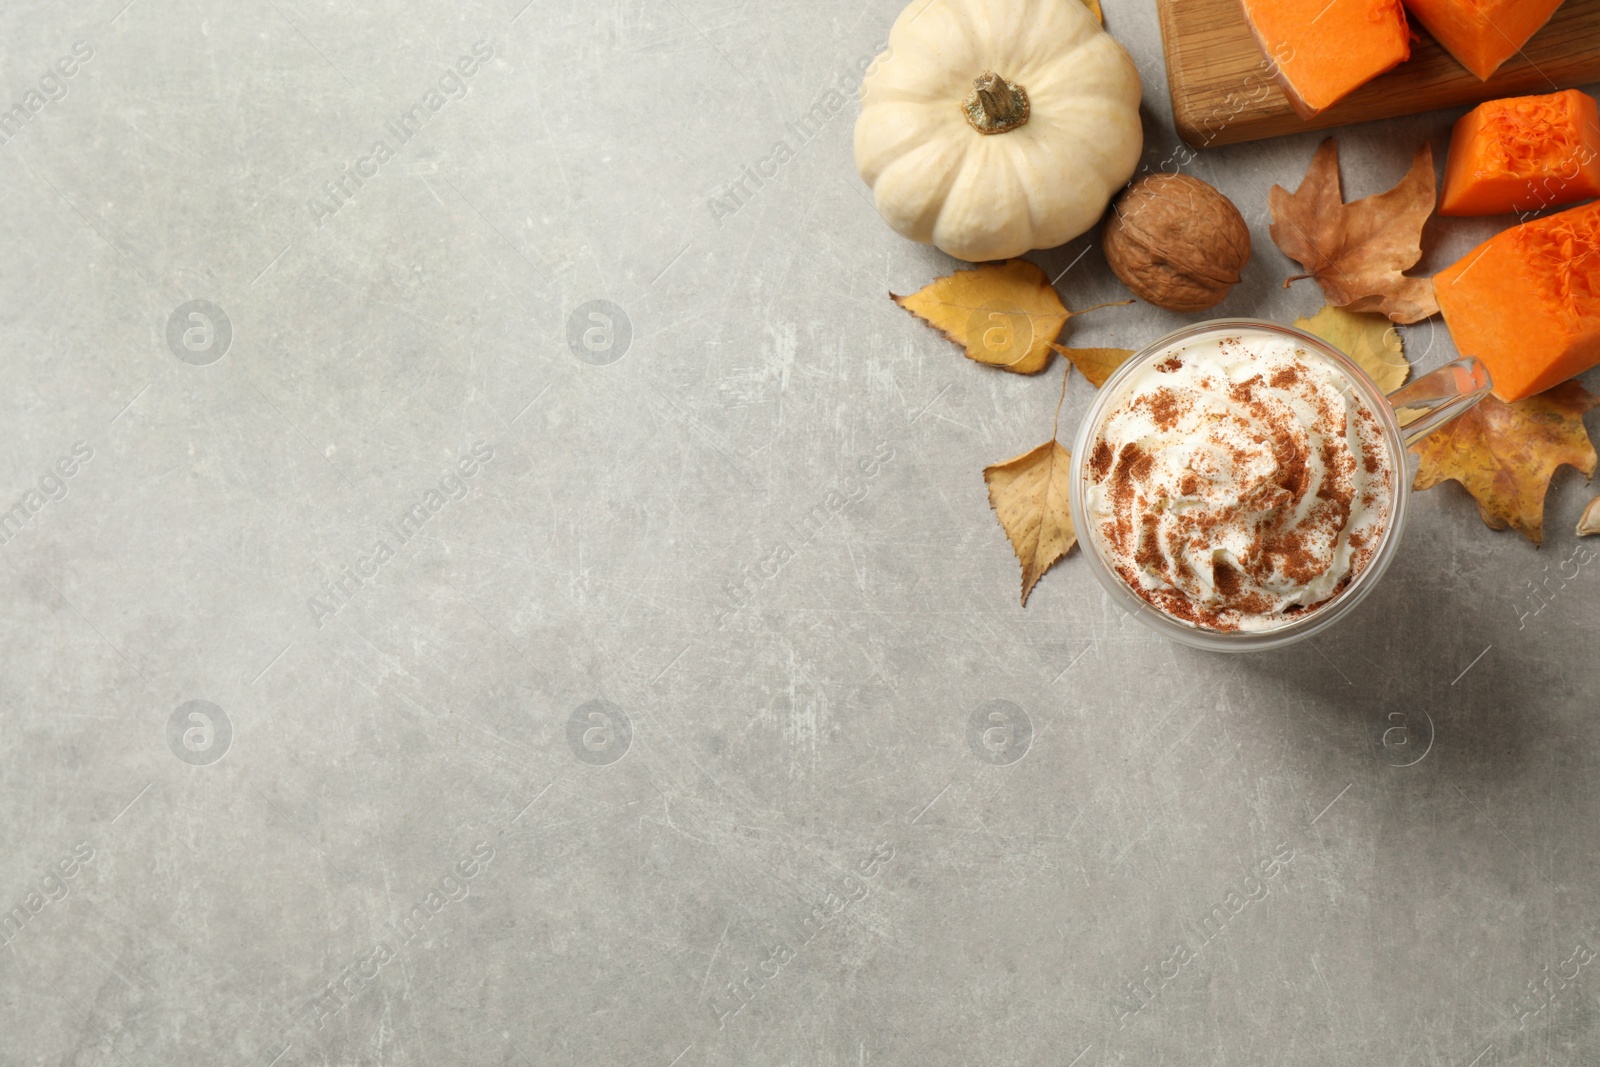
[1157,0,1600,148]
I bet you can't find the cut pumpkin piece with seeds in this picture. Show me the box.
[1239,0,1410,118]
[1440,90,1600,217]
[1435,199,1600,403]
[1403,0,1565,81]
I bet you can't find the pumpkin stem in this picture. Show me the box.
[963,71,1030,135]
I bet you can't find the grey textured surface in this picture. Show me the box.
[3,1,1599,1064]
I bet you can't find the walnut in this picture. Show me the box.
[1103,174,1251,313]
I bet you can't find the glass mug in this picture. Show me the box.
[1067,319,1492,652]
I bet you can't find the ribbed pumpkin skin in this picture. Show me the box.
[853,0,1143,263]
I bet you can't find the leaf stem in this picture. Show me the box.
[1071,298,1135,316]
[1052,360,1071,442]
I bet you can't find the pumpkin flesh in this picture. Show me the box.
[1440,90,1600,217]
[1436,200,1600,402]
[1239,0,1411,118]
[1403,0,1565,81]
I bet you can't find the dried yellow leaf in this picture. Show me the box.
[892,260,1068,374]
[1412,381,1598,545]
[1293,304,1409,394]
[984,440,1076,605]
[1049,344,1135,388]
[1082,0,1103,23]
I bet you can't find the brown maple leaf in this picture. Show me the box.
[1412,381,1599,544]
[1269,139,1439,325]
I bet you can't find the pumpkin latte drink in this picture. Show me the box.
[1080,326,1396,632]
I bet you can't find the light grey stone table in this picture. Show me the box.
[3,0,1598,1064]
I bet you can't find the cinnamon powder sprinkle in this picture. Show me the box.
[1213,561,1242,597]
[1145,388,1184,431]
[1088,342,1392,633]
[1227,375,1262,405]
[1089,439,1114,481]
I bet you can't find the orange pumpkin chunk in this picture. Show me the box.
[1403,0,1565,81]
[1436,199,1600,402]
[1240,0,1411,118]
[1441,90,1600,217]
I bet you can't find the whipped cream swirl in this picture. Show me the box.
[1082,331,1394,632]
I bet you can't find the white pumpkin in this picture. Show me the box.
[854,0,1144,262]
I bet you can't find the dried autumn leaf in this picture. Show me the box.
[1412,381,1599,544]
[1579,496,1600,537]
[985,440,1076,605]
[1293,305,1409,394]
[1049,344,1135,388]
[892,260,1068,374]
[1081,0,1103,22]
[1269,139,1440,324]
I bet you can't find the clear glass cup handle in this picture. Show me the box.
[1386,356,1493,447]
